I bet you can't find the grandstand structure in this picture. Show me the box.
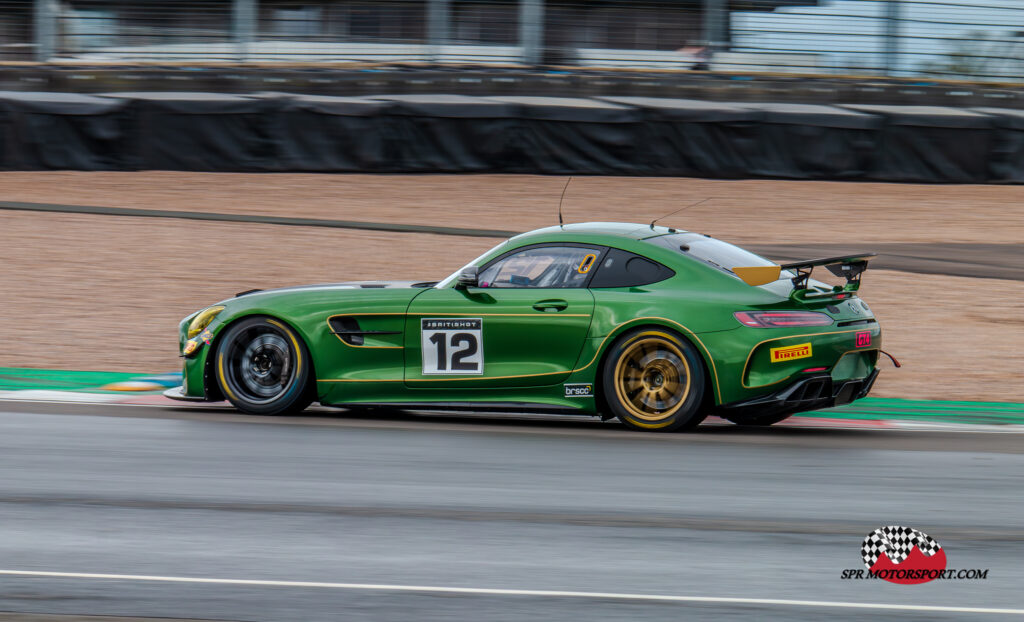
[1,0,1020,81]
[6,0,820,70]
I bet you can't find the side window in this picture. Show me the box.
[589,248,675,288]
[477,246,601,289]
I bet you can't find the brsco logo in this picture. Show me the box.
[861,526,946,584]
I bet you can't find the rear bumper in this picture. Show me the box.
[717,369,878,422]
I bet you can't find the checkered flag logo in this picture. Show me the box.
[862,525,942,569]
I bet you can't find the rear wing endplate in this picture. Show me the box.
[733,253,877,299]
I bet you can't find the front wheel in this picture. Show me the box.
[601,328,707,432]
[214,316,314,416]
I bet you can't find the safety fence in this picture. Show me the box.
[1,91,1022,181]
[2,0,1023,81]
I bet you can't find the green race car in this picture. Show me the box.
[168,222,882,431]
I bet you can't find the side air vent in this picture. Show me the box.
[327,317,403,346]
[328,317,364,345]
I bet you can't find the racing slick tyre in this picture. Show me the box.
[602,327,707,432]
[214,316,314,416]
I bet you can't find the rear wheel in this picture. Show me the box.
[214,316,314,416]
[601,328,707,432]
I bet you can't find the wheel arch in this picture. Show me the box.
[590,319,720,410]
[203,312,319,402]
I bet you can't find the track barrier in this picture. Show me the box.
[2,92,1023,182]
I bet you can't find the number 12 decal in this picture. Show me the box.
[421,318,484,375]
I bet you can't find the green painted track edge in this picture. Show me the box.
[0,367,159,393]
[804,397,1024,425]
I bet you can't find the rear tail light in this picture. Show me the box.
[734,311,834,328]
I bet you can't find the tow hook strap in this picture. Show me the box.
[880,350,902,368]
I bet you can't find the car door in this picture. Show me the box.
[404,244,601,389]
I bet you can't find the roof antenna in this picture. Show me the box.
[650,197,713,229]
[558,176,573,227]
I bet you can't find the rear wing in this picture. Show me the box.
[733,253,876,300]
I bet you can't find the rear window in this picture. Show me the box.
[589,248,675,288]
[647,233,786,280]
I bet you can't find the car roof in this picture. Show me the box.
[509,222,688,244]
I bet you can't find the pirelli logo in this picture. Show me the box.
[770,342,812,363]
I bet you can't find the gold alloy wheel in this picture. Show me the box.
[613,334,692,422]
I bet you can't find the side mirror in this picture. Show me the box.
[456,266,479,288]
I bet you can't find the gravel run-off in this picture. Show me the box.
[1,172,1020,402]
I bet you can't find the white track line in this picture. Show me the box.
[0,570,1020,615]
[0,390,123,403]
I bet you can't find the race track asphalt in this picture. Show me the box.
[1,402,1022,621]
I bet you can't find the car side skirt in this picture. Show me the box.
[318,379,599,414]
[328,401,588,415]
